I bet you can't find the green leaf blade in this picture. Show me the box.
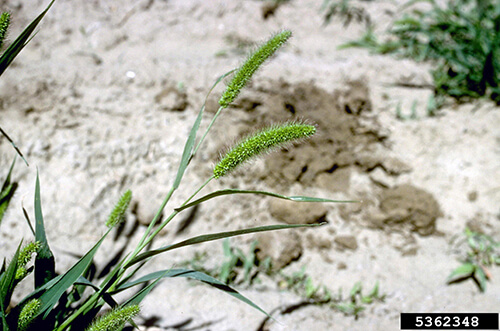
[117,268,272,318]
[173,69,236,189]
[175,189,358,212]
[0,128,28,166]
[126,223,325,268]
[33,172,55,289]
[0,0,55,77]
[474,267,487,292]
[37,229,111,318]
[0,159,18,226]
[447,263,475,283]
[0,242,22,312]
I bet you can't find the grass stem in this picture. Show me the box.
[192,106,223,159]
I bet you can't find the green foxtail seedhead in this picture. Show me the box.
[106,190,132,228]
[214,122,316,178]
[85,305,140,331]
[18,299,41,331]
[0,12,10,49]
[15,241,41,280]
[219,30,292,108]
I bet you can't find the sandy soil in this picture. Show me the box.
[0,1,499,330]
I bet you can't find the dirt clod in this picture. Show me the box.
[334,235,358,251]
[154,84,188,111]
[269,199,327,224]
[376,184,442,236]
[256,231,303,271]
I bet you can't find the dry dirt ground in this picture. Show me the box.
[0,1,499,330]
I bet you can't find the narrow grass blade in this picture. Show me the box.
[37,228,112,318]
[0,299,7,331]
[115,260,147,290]
[120,269,170,307]
[173,69,235,189]
[21,205,35,237]
[0,158,15,193]
[34,171,55,288]
[0,158,17,225]
[173,105,203,190]
[69,276,102,307]
[175,189,358,212]
[0,0,55,76]
[117,268,272,318]
[74,276,101,293]
[0,242,21,312]
[0,127,28,166]
[126,223,324,268]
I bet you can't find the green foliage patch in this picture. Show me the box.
[448,228,500,292]
[338,0,500,107]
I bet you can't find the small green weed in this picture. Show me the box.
[448,228,500,292]
[395,100,418,121]
[339,0,500,107]
[394,95,438,120]
[278,267,384,319]
[278,266,332,302]
[334,281,385,319]
[321,0,371,28]
[219,239,260,285]
[180,239,272,287]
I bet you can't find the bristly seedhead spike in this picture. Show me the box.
[214,121,316,179]
[0,12,10,49]
[219,29,292,108]
[16,241,41,280]
[85,305,140,331]
[106,190,132,228]
[18,299,41,331]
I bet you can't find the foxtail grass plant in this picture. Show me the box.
[0,22,356,330]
